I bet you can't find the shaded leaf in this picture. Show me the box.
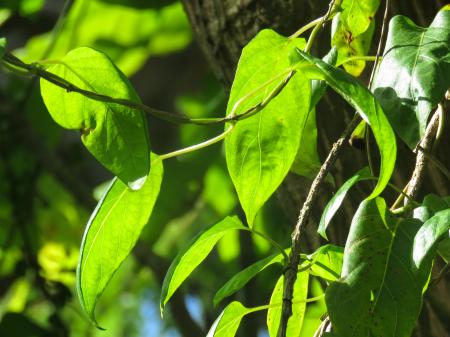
[40,47,150,189]
[326,198,433,337]
[160,216,246,312]
[373,9,450,148]
[298,49,397,199]
[77,154,163,326]
[225,29,311,226]
[214,252,284,307]
[206,301,251,337]
[413,209,450,269]
[318,167,371,239]
[267,272,309,337]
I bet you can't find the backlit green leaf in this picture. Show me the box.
[77,154,163,326]
[326,198,433,337]
[297,50,396,199]
[308,244,343,281]
[40,47,150,190]
[225,29,311,226]
[206,301,251,337]
[160,216,246,312]
[373,9,450,148]
[318,167,371,239]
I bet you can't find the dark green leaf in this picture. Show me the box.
[207,301,252,337]
[267,272,309,337]
[413,209,450,269]
[160,216,246,312]
[40,47,150,190]
[214,252,284,307]
[318,167,371,239]
[298,49,397,199]
[77,154,163,326]
[326,198,432,337]
[413,194,450,222]
[373,9,450,148]
[225,29,311,226]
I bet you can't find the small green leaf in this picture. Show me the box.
[267,272,309,337]
[413,209,450,269]
[0,37,6,58]
[318,167,371,239]
[214,252,284,307]
[225,29,311,226]
[298,50,397,199]
[373,10,450,148]
[77,154,163,326]
[40,47,150,190]
[206,301,251,337]
[413,194,450,222]
[160,216,246,312]
[308,244,343,281]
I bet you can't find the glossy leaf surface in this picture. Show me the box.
[40,47,150,189]
[77,154,163,325]
[373,9,450,148]
[225,29,311,226]
[206,301,251,337]
[298,50,397,199]
[160,216,246,312]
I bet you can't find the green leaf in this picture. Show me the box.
[308,244,343,281]
[413,209,450,269]
[76,154,163,326]
[206,301,252,337]
[413,194,450,222]
[298,50,397,199]
[40,47,150,190]
[225,29,311,226]
[214,252,284,307]
[160,216,246,312]
[318,167,371,239]
[0,37,6,58]
[373,9,450,148]
[331,0,381,76]
[326,198,432,337]
[267,272,309,337]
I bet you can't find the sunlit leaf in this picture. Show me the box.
[206,301,252,337]
[298,50,397,199]
[40,47,150,190]
[267,272,309,337]
[308,244,343,281]
[373,9,450,148]
[318,167,371,239]
[214,252,284,306]
[77,154,163,326]
[160,216,246,312]
[225,29,311,226]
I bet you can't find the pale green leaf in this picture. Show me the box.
[160,216,246,312]
[76,154,163,326]
[206,301,251,337]
[308,244,343,281]
[225,29,311,226]
[40,47,150,190]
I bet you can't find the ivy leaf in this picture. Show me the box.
[331,0,381,76]
[413,209,450,269]
[77,154,163,326]
[40,47,150,190]
[318,167,371,239]
[225,29,311,226]
[214,252,284,307]
[267,272,309,337]
[160,216,246,313]
[0,37,6,58]
[326,198,433,337]
[373,9,450,148]
[206,301,252,337]
[308,244,343,281]
[297,50,397,199]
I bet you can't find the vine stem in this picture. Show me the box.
[289,17,323,39]
[242,228,290,262]
[304,0,338,53]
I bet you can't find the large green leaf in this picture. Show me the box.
[40,47,150,190]
[373,9,450,148]
[318,167,371,239]
[76,154,163,326]
[206,301,252,337]
[331,0,381,76]
[160,216,246,312]
[225,29,311,226]
[326,198,432,337]
[267,272,309,337]
[214,252,284,307]
[297,50,397,199]
[413,209,450,269]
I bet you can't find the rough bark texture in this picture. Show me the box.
[181,0,450,336]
